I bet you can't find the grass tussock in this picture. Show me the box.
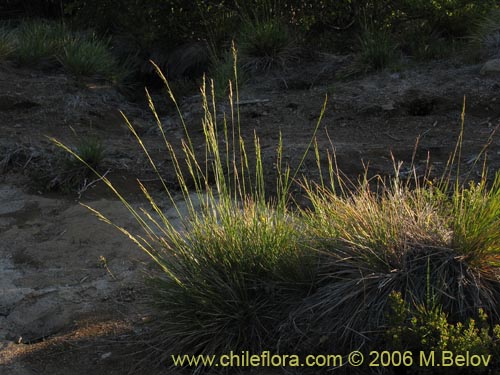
[469,8,500,59]
[0,26,15,60]
[13,20,66,65]
[146,197,314,358]
[52,136,105,192]
[209,50,245,99]
[53,48,500,370]
[59,35,121,80]
[293,164,500,348]
[358,28,399,72]
[238,17,298,72]
[1,20,130,83]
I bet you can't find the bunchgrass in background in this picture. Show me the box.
[238,16,297,72]
[468,8,500,60]
[50,136,106,193]
[209,49,248,99]
[357,27,399,72]
[0,25,15,60]
[1,19,130,83]
[59,34,120,79]
[13,20,66,65]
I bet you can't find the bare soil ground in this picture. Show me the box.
[1,54,500,374]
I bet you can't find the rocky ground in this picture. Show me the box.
[1,54,500,374]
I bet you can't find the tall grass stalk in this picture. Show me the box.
[52,44,323,364]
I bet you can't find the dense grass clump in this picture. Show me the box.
[1,20,130,82]
[238,17,297,72]
[72,136,105,170]
[54,136,105,192]
[358,28,399,71]
[292,166,500,348]
[13,20,66,65]
[209,50,243,99]
[59,35,121,80]
[146,197,315,358]
[469,8,500,60]
[0,26,15,60]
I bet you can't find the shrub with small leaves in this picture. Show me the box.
[209,48,248,99]
[384,291,500,374]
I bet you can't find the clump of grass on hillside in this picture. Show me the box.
[338,28,399,78]
[359,28,398,71]
[54,136,105,192]
[209,47,248,99]
[469,8,500,60]
[5,20,129,83]
[145,196,315,358]
[13,20,66,65]
[59,35,122,81]
[291,165,500,348]
[72,136,105,170]
[53,49,500,371]
[238,17,297,72]
[401,24,453,61]
[209,50,239,99]
[0,26,15,60]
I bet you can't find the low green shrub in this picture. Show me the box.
[384,291,500,374]
[421,0,498,38]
